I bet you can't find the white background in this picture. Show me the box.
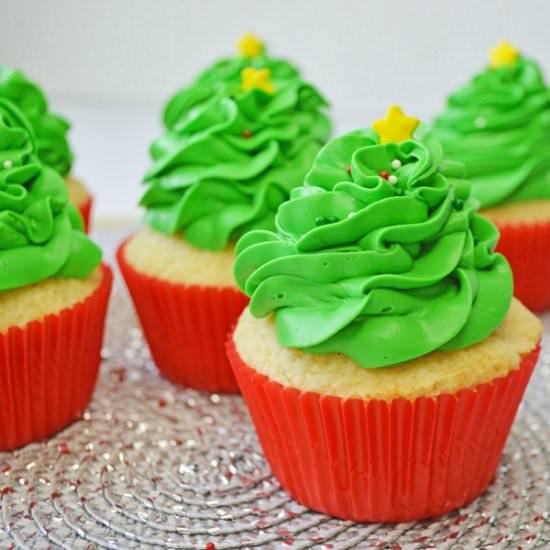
[2,0,550,221]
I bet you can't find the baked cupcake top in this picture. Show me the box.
[434,41,550,208]
[163,33,300,130]
[0,65,74,177]
[0,98,100,291]
[234,105,513,368]
[140,52,331,251]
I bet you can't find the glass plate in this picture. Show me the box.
[0,228,548,549]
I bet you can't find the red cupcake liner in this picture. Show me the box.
[117,239,249,393]
[78,195,93,233]
[228,334,540,522]
[0,264,112,451]
[496,220,550,312]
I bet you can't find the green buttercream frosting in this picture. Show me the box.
[234,126,513,368]
[0,98,100,291]
[163,45,299,131]
[140,79,331,251]
[0,65,74,177]
[434,56,550,208]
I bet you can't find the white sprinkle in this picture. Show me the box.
[388,175,398,184]
[3,159,12,169]
[475,117,486,128]
[391,159,402,170]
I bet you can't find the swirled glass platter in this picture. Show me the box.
[0,226,548,549]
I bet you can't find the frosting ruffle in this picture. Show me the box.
[164,54,300,131]
[0,98,100,291]
[434,56,550,208]
[0,65,74,177]
[141,79,331,251]
[234,126,512,368]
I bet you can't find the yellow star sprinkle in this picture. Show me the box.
[237,33,264,58]
[489,41,519,68]
[241,67,275,94]
[372,105,420,144]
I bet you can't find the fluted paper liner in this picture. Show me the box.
[117,240,248,393]
[0,264,112,452]
[227,334,539,522]
[496,220,550,312]
[78,194,93,234]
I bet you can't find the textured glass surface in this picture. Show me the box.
[0,228,548,549]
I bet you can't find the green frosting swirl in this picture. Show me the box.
[164,52,299,131]
[234,126,513,368]
[0,65,74,177]
[434,56,550,208]
[0,98,100,291]
[141,80,331,251]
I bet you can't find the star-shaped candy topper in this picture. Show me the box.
[237,33,265,58]
[489,40,519,68]
[241,67,275,94]
[372,105,419,144]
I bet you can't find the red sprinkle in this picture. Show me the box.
[51,491,61,499]
[379,170,390,180]
[158,398,167,408]
[57,443,71,455]
[205,544,216,550]
[242,129,253,138]
[454,514,468,526]
[112,367,127,383]
[0,487,14,496]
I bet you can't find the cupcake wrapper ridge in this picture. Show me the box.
[0,264,113,451]
[117,240,248,393]
[496,220,550,312]
[228,334,539,522]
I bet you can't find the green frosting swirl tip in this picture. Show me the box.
[434,47,550,208]
[162,35,302,132]
[0,97,100,291]
[235,114,513,369]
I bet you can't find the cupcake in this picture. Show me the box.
[228,105,541,522]
[118,37,331,393]
[0,65,93,231]
[0,98,112,451]
[434,42,550,311]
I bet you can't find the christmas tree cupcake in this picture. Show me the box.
[434,42,550,310]
[118,41,331,393]
[228,106,541,522]
[0,98,112,451]
[0,65,94,231]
